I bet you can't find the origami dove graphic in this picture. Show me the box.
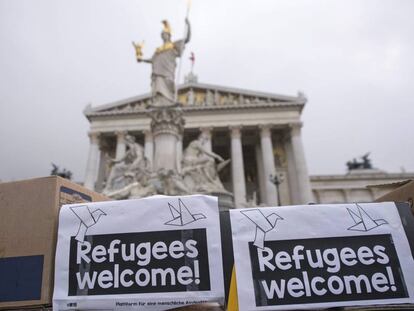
[70,205,106,243]
[241,209,283,249]
[347,203,388,232]
[164,199,206,226]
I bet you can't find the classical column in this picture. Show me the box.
[230,126,246,207]
[255,144,267,204]
[95,148,108,192]
[289,123,313,204]
[259,125,278,206]
[144,130,154,170]
[200,127,213,152]
[313,189,322,204]
[84,132,101,190]
[150,108,184,172]
[95,137,113,192]
[176,136,183,173]
[343,189,352,203]
[369,187,378,201]
[115,130,127,160]
[284,131,300,205]
[187,88,195,105]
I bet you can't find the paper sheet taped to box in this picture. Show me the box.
[53,195,224,311]
[230,202,414,310]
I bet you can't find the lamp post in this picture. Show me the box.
[270,173,284,206]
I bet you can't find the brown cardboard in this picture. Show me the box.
[0,176,108,309]
[374,180,414,210]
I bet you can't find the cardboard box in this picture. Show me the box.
[374,181,414,262]
[0,176,108,309]
[374,180,414,210]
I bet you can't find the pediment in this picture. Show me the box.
[84,82,306,117]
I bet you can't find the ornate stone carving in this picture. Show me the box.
[100,15,236,202]
[103,135,154,197]
[186,89,194,105]
[181,133,230,194]
[195,93,204,106]
[206,90,214,106]
[222,94,234,105]
[148,107,185,137]
[105,180,156,200]
[156,169,189,195]
[214,90,220,105]
[238,94,244,105]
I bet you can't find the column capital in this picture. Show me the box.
[313,188,322,195]
[200,126,213,135]
[230,125,242,139]
[143,129,153,138]
[288,122,303,135]
[88,131,100,143]
[259,124,273,138]
[312,189,321,204]
[115,130,127,138]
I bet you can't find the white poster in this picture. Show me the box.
[230,202,414,310]
[53,195,224,311]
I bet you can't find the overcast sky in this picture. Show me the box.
[1,0,413,182]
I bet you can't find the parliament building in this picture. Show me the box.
[83,74,413,206]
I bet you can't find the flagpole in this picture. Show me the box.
[174,0,191,103]
[190,52,194,73]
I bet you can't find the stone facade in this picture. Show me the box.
[84,79,312,206]
[311,170,414,204]
[83,79,413,206]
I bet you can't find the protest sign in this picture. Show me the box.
[53,195,224,310]
[230,202,414,310]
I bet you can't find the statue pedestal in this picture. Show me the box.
[149,107,185,172]
[154,134,178,171]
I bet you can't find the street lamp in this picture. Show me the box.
[269,173,284,206]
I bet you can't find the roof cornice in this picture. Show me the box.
[177,82,304,102]
[85,100,305,119]
[84,81,306,118]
